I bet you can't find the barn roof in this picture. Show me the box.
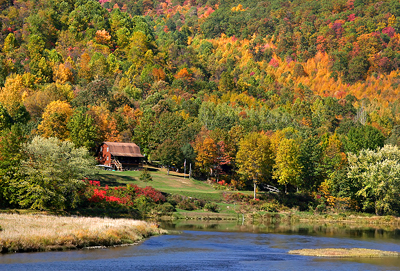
[103,142,144,158]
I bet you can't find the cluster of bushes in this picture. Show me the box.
[82,180,172,217]
[222,192,287,213]
[139,168,153,182]
[167,194,205,211]
[203,202,219,212]
[210,179,236,191]
[223,192,257,204]
[259,200,282,213]
[82,181,220,215]
[166,194,219,213]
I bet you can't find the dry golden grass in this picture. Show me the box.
[289,248,400,258]
[0,214,166,253]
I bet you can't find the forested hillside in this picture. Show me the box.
[2,0,400,215]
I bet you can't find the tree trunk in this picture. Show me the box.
[253,181,256,199]
[167,166,170,175]
[375,204,380,216]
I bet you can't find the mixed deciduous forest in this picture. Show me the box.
[2,0,400,215]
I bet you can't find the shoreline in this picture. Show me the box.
[164,211,400,225]
[0,214,167,254]
[3,208,400,224]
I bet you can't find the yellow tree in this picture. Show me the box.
[95,29,112,46]
[24,89,58,121]
[78,52,92,83]
[227,125,245,164]
[37,100,73,140]
[322,133,346,172]
[273,138,303,193]
[236,132,274,199]
[107,53,121,76]
[86,105,120,142]
[270,127,299,154]
[194,136,217,179]
[126,31,154,77]
[53,63,74,84]
[3,33,16,58]
[318,133,348,207]
[120,105,142,130]
[0,74,33,117]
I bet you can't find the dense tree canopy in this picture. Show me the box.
[0,0,400,214]
[347,145,400,215]
[15,136,95,210]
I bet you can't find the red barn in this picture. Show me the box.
[97,142,144,171]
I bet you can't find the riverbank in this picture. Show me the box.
[0,214,166,253]
[281,211,400,225]
[159,209,400,228]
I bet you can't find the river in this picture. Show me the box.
[1,220,400,270]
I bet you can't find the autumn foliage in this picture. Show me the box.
[84,180,165,207]
[1,0,400,214]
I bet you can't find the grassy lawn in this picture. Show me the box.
[93,167,229,202]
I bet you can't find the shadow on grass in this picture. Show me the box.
[93,173,137,187]
[160,173,187,178]
[146,167,159,172]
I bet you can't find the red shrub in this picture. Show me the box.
[83,180,165,207]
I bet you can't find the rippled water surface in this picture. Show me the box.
[2,221,400,270]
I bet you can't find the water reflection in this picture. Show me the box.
[1,220,400,270]
[160,219,400,241]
